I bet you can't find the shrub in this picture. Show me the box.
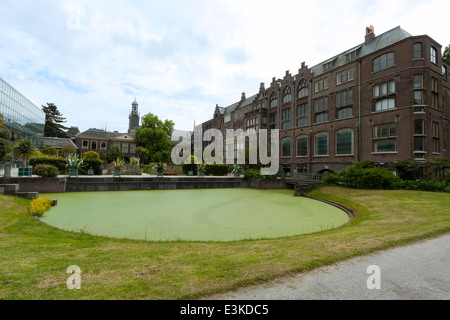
[33,164,59,177]
[204,164,230,176]
[243,168,277,180]
[29,156,67,173]
[42,147,58,156]
[29,197,53,217]
[324,162,401,189]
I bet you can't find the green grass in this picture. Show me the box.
[1,186,450,300]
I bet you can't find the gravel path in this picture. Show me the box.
[209,233,450,300]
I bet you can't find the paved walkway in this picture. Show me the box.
[209,233,450,300]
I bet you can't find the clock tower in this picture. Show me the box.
[128,98,140,134]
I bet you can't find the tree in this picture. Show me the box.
[12,139,36,167]
[42,103,69,138]
[105,145,122,163]
[135,146,149,164]
[42,146,58,156]
[443,45,450,62]
[61,144,77,157]
[134,113,174,163]
[0,113,11,161]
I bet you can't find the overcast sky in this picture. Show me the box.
[1,0,448,133]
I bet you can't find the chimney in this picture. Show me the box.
[241,92,246,101]
[365,25,375,44]
[259,82,265,93]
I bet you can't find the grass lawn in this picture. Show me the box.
[1,186,449,300]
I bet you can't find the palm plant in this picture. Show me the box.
[112,157,125,170]
[231,164,242,176]
[12,139,36,167]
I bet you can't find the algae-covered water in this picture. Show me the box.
[41,189,349,242]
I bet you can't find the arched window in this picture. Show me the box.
[298,80,308,99]
[373,52,395,72]
[281,137,292,157]
[270,93,278,108]
[283,87,292,103]
[336,128,354,155]
[282,121,292,130]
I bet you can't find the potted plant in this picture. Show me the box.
[66,154,84,177]
[154,162,166,177]
[197,163,206,177]
[112,157,124,177]
[231,164,242,177]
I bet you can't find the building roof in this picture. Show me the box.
[211,26,414,120]
[66,127,80,137]
[40,137,78,149]
[76,128,123,139]
[311,26,413,76]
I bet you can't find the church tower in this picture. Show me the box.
[128,98,140,134]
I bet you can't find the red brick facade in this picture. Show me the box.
[201,26,450,174]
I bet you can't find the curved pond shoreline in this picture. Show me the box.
[40,189,350,242]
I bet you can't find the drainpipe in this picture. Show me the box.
[358,60,362,163]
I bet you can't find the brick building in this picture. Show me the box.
[200,26,450,174]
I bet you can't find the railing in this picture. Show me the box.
[291,172,323,182]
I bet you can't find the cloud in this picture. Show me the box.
[0,0,449,134]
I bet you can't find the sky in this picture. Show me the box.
[0,0,448,133]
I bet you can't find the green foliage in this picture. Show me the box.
[443,45,450,62]
[60,145,77,157]
[42,146,58,156]
[66,154,84,170]
[81,151,102,174]
[135,147,149,164]
[0,113,11,161]
[82,151,100,162]
[134,113,174,163]
[394,159,422,181]
[42,103,69,138]
[29,156,67,172]
[33,164,59,178]
[399,180,448,193]
[323,162,401,190]
[181,155,198,175]
[244,169,277,180]
[112,157,125,170]
[105,145,122,164]
[12,139,36,167]
[204,164,230,176]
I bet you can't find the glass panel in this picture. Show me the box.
[336,130,354,155]
[315,134,329,156]
[282,139,291,157]
[297,136,308,157]
[375,141,396,152]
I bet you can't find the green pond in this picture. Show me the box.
[41,189,349,242]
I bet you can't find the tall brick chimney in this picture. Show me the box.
[365,25,375,44]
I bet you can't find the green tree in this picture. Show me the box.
[0,113,11,161]
[12,139,36,167]
[443,45,450,62]
[61,144,77,158]
[106,145,122,163]
[134,113,174,163]
[42,103,69,138]
[42,146,58,156]
[135,146,149,164]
